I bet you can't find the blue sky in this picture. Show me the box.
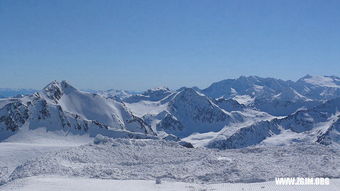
[1,0,340,90]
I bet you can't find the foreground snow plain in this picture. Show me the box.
[1,134,339,190]
[1,176,340,191]
[0,129,92,184]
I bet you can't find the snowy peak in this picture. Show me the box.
[170,88,216,112]
[156,88,235,137]
[42,80,77,102]
[0,81,157,142]
[172,87,204,101]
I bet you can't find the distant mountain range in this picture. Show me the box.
[1,75,340,149]
[0,88,37,98]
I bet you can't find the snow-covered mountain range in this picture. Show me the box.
[0,81,156,142]
[1,75,340,148]
[1,75,340,190]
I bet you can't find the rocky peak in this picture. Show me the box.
[0,101,29,132]
[42,80,77,102]
[171,88,211,107]
[170,88,229,124]
[143,87,171,98]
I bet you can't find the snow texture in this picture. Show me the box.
[4,138,340,185]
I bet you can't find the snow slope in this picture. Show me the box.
[0,129,91,184]
[2,176,340,191]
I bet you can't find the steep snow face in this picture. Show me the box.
[232,95,254,105]
[44,81,126,129]
[207,97,340,149]
[0,81,156,142]
[42,81,155,134]
[123,87,173,103]
[125,101,168,118]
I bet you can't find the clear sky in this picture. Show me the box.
[1,0,340,90]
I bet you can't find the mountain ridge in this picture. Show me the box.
[1,75,340,149]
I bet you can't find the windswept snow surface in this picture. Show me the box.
[1,176,340,191]
[3,138,339,186]
[125,101,168,118]
[233,95,255,105]
[3,128,92,145]
[0,129,91,184]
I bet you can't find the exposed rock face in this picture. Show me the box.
[156,113,185,132]
[43,81,64,103]
[0,102,29,132]
[213,98,245,112]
